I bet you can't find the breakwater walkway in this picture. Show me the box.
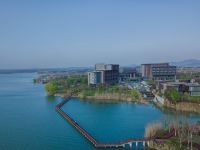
[55,97,174,149]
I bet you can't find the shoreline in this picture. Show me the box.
[54,93,149,104]
[154,98,200,114]
[55,96,183,149]
[55,92,200,114]
[164,100,200,114]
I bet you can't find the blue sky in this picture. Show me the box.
[0,0,200,69]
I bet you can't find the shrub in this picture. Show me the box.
[130,89,139,99]
[165,88,181,103]
[45,83,58,96]
[82,89,95,97]
[145,122,162,138]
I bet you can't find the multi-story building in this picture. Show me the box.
[87,71,102,85]
[141,63,176,80]
[88,64,119,85]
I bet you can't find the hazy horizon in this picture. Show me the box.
[0,0,200,69]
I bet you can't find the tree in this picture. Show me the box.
[165,88,181,103]
[130,89,139,99]
[45,83,58,96]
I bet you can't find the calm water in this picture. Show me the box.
[0,73,200,150]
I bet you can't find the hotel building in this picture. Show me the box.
[141,63,176,80]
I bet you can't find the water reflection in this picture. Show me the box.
[46,95,56,102]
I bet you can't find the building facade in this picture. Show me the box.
[188,83,200,96]
[141,63,176,80]
[88,71,102,85]
[119,67,137,82]
[88,64,119,85]
[160,82,200,96]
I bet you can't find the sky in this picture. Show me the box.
[0,0,200,69]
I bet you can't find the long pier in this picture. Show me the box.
[55,97,174,148]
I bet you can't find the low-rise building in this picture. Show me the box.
[188,83,200,96]
[160,81,200,96]
[119,68,136,82]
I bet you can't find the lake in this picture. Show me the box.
[0,73,199,150]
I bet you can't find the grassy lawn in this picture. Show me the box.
[193,135,200,144]
[166,137,187,150]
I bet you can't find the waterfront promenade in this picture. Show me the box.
[55,97,175,149]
